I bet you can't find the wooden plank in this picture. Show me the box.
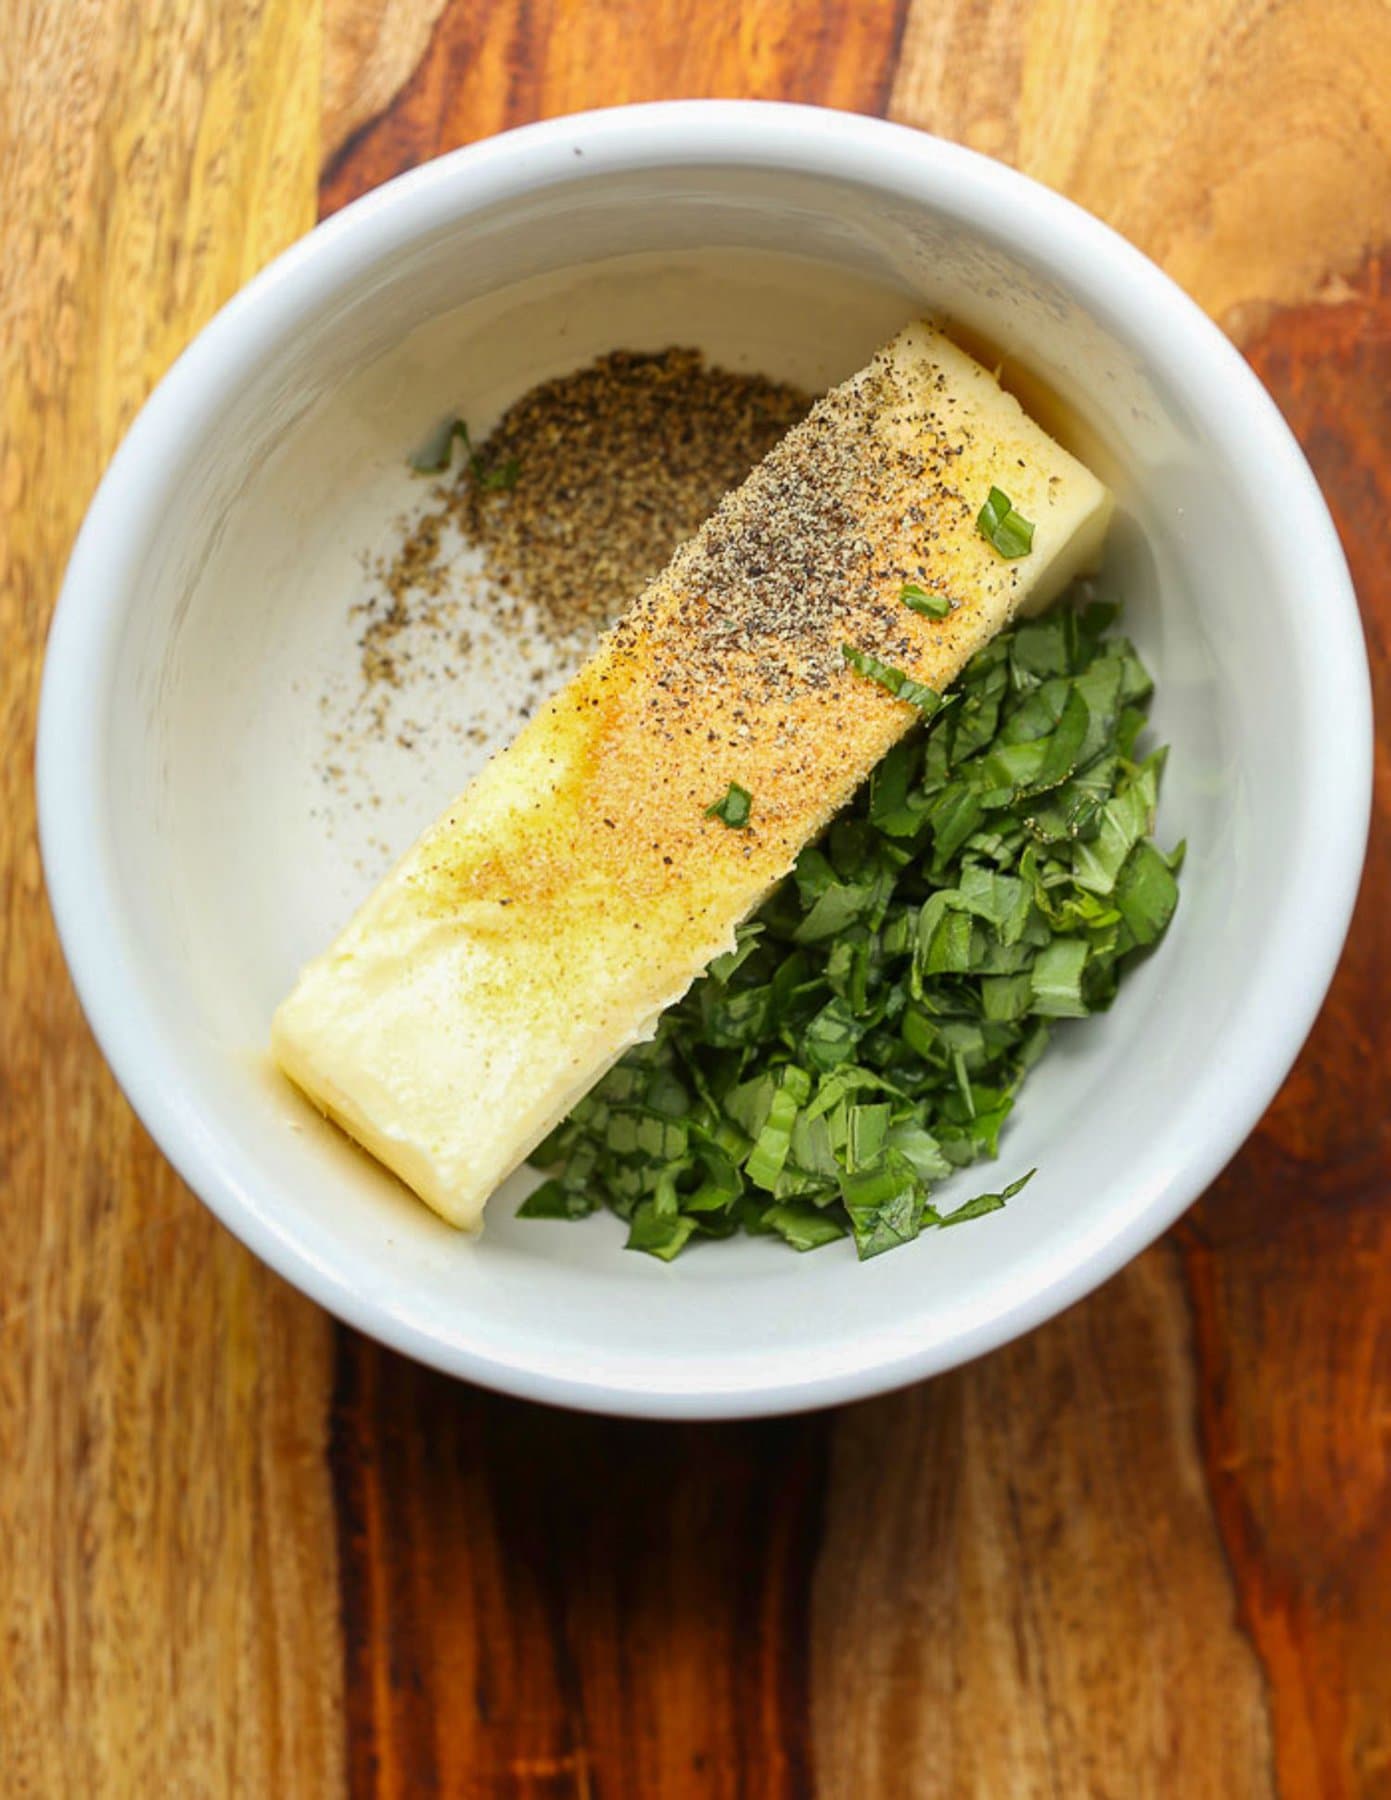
[319,0,911,214]
[324,0,452,169]
[812,1250,1274,1798]
[0,3,344,1793]
[332,1348,828,1798]
[888,0,1391,336]
[1183,256,1391,1800]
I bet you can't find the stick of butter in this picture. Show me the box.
[274,322,1112,1227]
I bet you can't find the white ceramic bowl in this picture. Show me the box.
[39,102,1370,1418]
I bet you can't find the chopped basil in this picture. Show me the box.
[517,1177,594,1220]
[900,582,952,619]
[763,1202,849,1252]
[479,456,520,491]
[939,1168,1036,1226]
[625,1203,699,1260]
[706,781,753,829]
[842,644,947,717]
[977,486,1035,558]
[410,415,520,489]
[523,597,1179,1260]
[410,417,468,475]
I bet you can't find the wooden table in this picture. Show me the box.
[4,3,1388,1793]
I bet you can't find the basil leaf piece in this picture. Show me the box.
[977,486,1036,558]
[1029,938,1091,1017]
[480,457,520,491]
[764,1203,850,1252]
[1114,840,1181,947]
[626,1203,700,1261]
[410,415,520,488]
[706,781,753,829]
[842,644,947,717]
[900,582,952,619]
[940,1169,1036,1227]
[518,1179,595,1220]
[410,416,472,474]
[840,1149,926,1260]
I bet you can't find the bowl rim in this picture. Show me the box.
[37,99,1372,1418]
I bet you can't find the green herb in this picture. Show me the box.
[410,416,520,489]
[842,644,947,716]
[977,486,1035,558]
[479,457,520,491]
[706,781,753,829]
[939,1168,1036,1226]
[522,598,1179,1261]
[900,582,952,619]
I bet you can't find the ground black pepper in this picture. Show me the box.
[454,347,811,644]
[345,349,810,739]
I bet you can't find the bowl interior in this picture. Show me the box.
[66,137,1339,1412]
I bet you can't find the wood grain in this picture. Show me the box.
[4,0,1389,1792]
[323,0,452,167]
[319,0,910,214]
[332,1350,826,1798]
[0,2,344,1794]
[889,0,1391,339]
[1182,256,1391,1800]
[813,1250,1274,1798]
